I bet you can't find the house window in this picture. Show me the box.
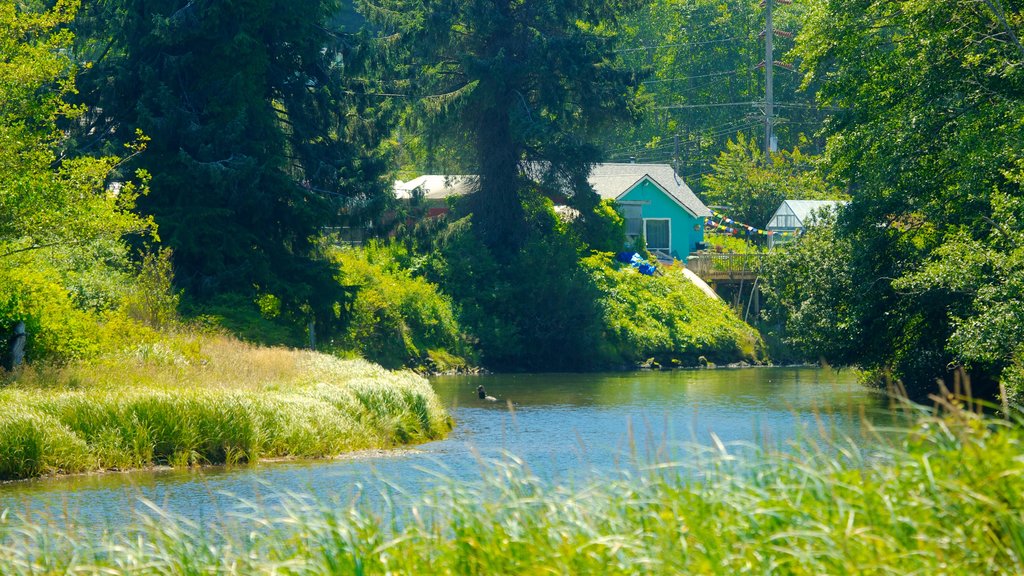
[644,219,671,252]
[622,204,643,237]
[771,214,798,229]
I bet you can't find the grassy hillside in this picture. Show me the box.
[585,255,765,367]
[0,335,451,480]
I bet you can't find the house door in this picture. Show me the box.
[644,219,671,256]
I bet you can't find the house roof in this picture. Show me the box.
[393,175,476,201]
[588,163,711,218]
[395,163,710,217]
[769,200,847,228]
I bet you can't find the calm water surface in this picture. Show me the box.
[0,368,895,527]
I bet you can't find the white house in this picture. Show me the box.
[766,200,847,248]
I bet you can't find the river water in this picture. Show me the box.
[0,368,896,528]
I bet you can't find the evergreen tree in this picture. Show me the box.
[68,0,392,334]
[360,0,641,250]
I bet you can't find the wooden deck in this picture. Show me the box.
[685,252,763,283]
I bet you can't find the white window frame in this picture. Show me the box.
[643,218,672,253]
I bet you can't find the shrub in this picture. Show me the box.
[329,243,469,370]
[0,259,101,365]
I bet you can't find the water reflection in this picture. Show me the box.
[0,368,895,527]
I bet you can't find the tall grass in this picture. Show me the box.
[1,403,1021,574]
[0,336,451,480]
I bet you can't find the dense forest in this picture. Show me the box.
[2,0,1023,398]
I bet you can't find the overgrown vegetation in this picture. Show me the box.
[749,1,1024,400]
[1,404,1021,573]
[0,336,450,481]
[328,242,470,371]
[585,254,763,367]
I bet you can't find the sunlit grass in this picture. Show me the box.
[0,402,1021,574]
[0,335,451,480]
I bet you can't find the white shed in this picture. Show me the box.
[766,200,847,248]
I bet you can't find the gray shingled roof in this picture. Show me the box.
[588,163,710,217]
[393,163,710,217]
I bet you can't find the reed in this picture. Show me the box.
[0,335,451,480]
[0,403,1021,574]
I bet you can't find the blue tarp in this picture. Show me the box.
[617,252,657,276]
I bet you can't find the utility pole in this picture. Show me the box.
[673,133,680,174]
[764,0,775,157]
[762,0,791,156]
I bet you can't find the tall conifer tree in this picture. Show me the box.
[361,0,641,250]
[68,0,392,333]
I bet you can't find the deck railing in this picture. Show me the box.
[685,252,765,279]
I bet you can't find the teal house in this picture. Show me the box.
[589,164,710,261]
[394,163,710,261]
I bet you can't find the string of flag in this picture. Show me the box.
[707,209,800,237]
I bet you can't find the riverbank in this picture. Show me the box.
[0,403,1017,574]
[0,335,452,481]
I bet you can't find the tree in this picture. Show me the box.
[702,133,842,229]
[68,0,392,336]
[0,1,149,259]
[604,0,827,189]
[360,0,641,250]
[787,0,1024,396]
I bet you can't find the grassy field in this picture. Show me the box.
[0,336,452,480]
[0,402,1020,574]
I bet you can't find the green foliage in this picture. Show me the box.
[704,233,762,254]
[0,1,151,260]
[584,254,763,366]
[579,199,627,254]
[0,258,101,365]
[119,250,181,330]
[606,0,824,185]
[329,243,468,370]
[2,408,1024,573]
[437,197,605,371]
[362,0,641,249]
[761,215,856,364]
[68,0,393,338]
[781,0,1024,396]
[702,133,845,229]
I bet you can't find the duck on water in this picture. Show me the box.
[477,385,497,402]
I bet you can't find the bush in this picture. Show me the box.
[330,243,469,370]
[578,198,626,253]
[0,259,102,365]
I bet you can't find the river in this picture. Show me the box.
[0,367,896,528]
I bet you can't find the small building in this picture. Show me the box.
[766,200,847,248]
[394,163,710,261]
[589,164,710,261]
[393,175,475,218]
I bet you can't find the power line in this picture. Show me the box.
[642,69,740,85]
[615,36,747,53]
[654,101,758,110]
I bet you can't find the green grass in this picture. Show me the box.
[585,254,765,366]
[1,402,1020,574]
[0,336,451,480]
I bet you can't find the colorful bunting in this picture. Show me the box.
[706,209,800,238]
